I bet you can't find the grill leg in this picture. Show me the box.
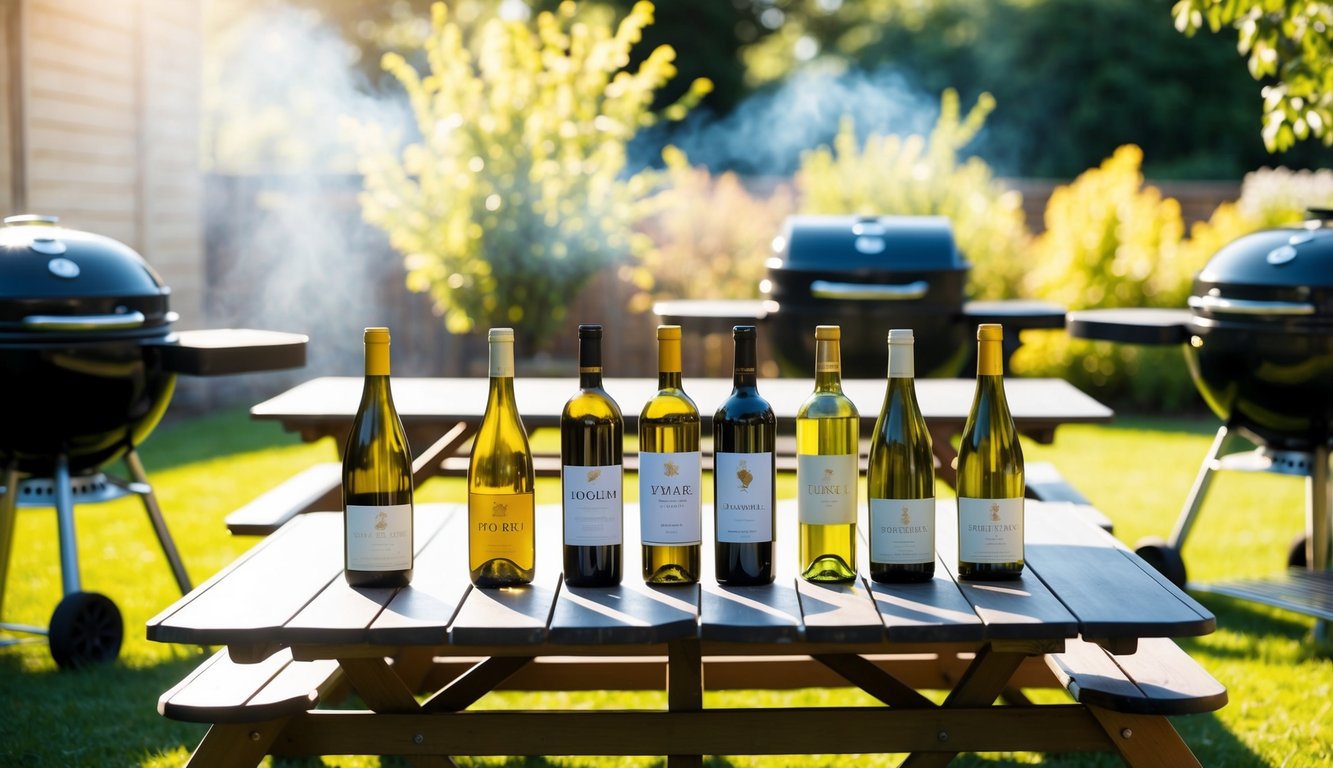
[1312,444,1331,643]
[0,465,19,620]
[124,450,192,595]
[53,454,82,597]
[1168,426,1234,550]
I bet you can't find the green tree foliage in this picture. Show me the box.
[795,90,1030,299]
[735,0,1333,178]
[351,1,710,352]
[1174,0,1333,151]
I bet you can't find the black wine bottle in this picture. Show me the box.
[560,324,624,586]
[713,325,776,585]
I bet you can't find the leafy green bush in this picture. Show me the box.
[795,89,1031,299]
[351,1,709,353]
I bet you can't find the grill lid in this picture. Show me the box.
[1195,211,1333,294]
[0,215,171,329]
[771,214,968,273]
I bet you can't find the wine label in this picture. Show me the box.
[797,453,857,525]
[715,451,774,543]
[958,497,1024,563]
[638,451,702,546]
[346,503,412,571]
[562,464,624,546]
[468,492,534,564]
[870,497,935,564]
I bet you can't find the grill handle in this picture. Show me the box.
[1187,296,1315,316]
[22,311,148,330]
[810,279,929,301]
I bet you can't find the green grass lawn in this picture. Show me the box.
[1,407,1330,766]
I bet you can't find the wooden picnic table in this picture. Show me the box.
[250,376,1113,488]
[148,500,1224,767]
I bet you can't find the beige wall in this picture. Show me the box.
[1,2,14,216]
[6,0,205,327]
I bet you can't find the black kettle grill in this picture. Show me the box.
[657,215,1066,377]
[1069,210,1333,626]
[0,215,308,668]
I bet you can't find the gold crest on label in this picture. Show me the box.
[493,502,508,517]
[900,506,911,525]
[587,469,601,482]
[374,510,388,531]
[736,459,753,490]
[990,503,1001,522]
[822,467,834,482]
[663,461,679,477]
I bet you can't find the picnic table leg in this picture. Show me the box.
[336,657,459,768]
[1086,705,1203,768]
[897,643,1035,768]
[183,719,291,768]
[667,637,704,768]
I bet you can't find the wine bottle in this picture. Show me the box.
[342,327,413,588]
[560,324,624,586]
[713,325,776,585]
[467,328,536,587]
[956,323,1025,580]
[796,325,859,583]
[639,325,702,584]
[867,329,935,584]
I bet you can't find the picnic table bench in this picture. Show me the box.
[149,500,1223,767]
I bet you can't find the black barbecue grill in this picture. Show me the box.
[1069,209,1333,626]
[0,215,308,667]
[657,214,1067,377]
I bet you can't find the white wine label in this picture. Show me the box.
[958,497,1024,563]
[870,497,935,564]
[797,453,858,525]
[563,464,624,546]
[715,451,774,543]
[468,492,534,565]
[638,451,702,545]
[346,503,412,571]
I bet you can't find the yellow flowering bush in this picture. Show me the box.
[1013,145,1201,408]
[795,89,1031,299]
[352,1,709,352]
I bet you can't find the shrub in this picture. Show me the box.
[351,1,709,353]
[794,89,1031,299]
[627,145,796,310]
[1013,155,1333,410]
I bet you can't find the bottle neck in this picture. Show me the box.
[365,341,390,377]
[658,336,682,389]
[489,339,515,379]
[977,338,1003,378]
[732,335,757,389]
[887,342,914,379]
[579,335,604,389]
[814,339,843,391]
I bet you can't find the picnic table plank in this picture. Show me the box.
[1023,505,1215,639]
[547,504,700,645]
[934,499,1079,641]
[281,509,453,644]
[367,506,472,645]
[449,573,561,646]
[866,557,986,644]
[147,513,343,645]
[699,501,803,643]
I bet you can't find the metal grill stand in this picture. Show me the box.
[0,450,192,667]
[1133,426,1333,638]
